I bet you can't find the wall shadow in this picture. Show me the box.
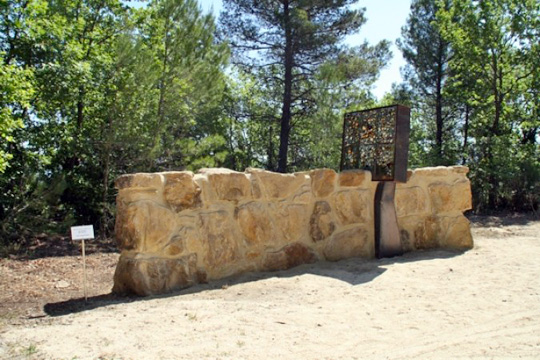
[44,247,466,317]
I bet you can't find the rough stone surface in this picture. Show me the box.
[114,201,177,252]
[324,226,371,261]
[275,203,309,243]
[198,211,240,277]
[395,186,428,217]
[309,201,335,242]
[338,170,370,187]
[262,243,318,272]
[439,215,474,249]
[413,216,440,250]
[332,190,370,225]
[163,172,201,212]
[116,173,163,190]
[113,166,474,296]
[113,254,203,296]
[428,180,472,213]
[311,169,337,198]
[204,169,251,202]
[247,168,307,199]
[236,202,273,245]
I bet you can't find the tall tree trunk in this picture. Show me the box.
[278,1,292,173]
[461,104,469,165]
[435,42,444,162]
[267,125,275,171]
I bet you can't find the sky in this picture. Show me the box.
[199,0,412,100]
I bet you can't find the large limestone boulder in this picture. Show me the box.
[113,253,205,296]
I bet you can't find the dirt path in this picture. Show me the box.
[1,215,539,359]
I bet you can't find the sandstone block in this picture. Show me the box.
[262,243,318,272]
[338,170,370,187]
[413,216,440,249]
[235,202,274,245]
[114,201,177,252]
[309,201,336,242]
[112,253,204,296]
[163,172,201,212]
[407,166,469,185]
[116,188,162,205]
[291,187,314,204]
[428,180,472,213]
[202,169,251,202]
[399,229,414,252]
[395,186,428,217]
[332,190,370,225]
[439,215,474,249]
[275,203,309,243]
[247,168,307,199]
[116,173,163,190]
[324,226,372,261]
[199,211,240,274]
[311,169,337,197]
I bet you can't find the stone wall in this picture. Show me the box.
[113,166,473,296]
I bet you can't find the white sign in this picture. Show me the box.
[71,225,95,240]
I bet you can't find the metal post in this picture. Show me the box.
[374,181,402,258]
[81,239,88,302]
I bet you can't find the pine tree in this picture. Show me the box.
[397,0,454,164]
[220,0,365,172]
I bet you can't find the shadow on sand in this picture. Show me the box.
[44,247,466,317]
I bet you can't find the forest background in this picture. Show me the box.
[1,0,538,248]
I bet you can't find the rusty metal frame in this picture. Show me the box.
[340,105,410,182]
[340,104,411,259]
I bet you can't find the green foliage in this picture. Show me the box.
[0,0,231,245]
[220,0,390,172]
[0,58,33,172]
[398,0,540,212]
[1,0,537,251]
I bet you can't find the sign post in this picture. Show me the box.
[70,225,95,302]
[340,105,410,258]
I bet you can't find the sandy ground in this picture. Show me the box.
[1,215,539,359]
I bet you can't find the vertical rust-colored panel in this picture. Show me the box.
[340,104,410,182]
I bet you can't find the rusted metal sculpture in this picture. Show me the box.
[340,105,411,258]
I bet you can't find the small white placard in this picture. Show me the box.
[71,225,95,240]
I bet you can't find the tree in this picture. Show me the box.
[0,59,33,173]
[437,0,540,210]
[141,0,229,171]
[397,0,455,164]
[220,0,369,172]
